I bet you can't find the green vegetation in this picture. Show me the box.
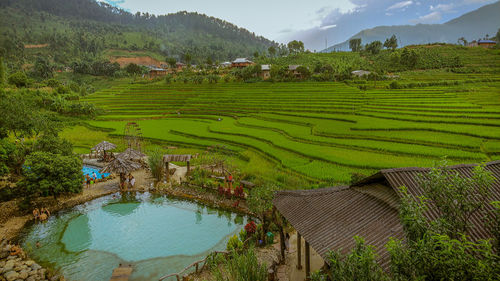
[75,46,500,184]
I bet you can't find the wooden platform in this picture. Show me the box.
[110,265,133,281]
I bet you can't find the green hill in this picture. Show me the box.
[323,1,500,52]
[0,0,279,67]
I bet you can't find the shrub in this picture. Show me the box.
[214,248,267,281]
[147,148,164,182]
[19,151,83,198]
[8,71,28,87]
[226,235,243,251]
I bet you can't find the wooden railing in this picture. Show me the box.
[158,251,229,281]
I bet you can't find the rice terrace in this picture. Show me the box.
[1,0,500,280]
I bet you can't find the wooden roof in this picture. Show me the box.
[118,148,146,161]
[163,154,192,162]
[274,160,500,269]
[273,185,403,269]
[100,157,141,174]
[353,160,500,242]
[92,141,117,151]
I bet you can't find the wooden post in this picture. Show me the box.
[305,241,311,281]
[279,227,286,261]
[297,232,302,270]
[166,161,169,181]
[187,160,190,176]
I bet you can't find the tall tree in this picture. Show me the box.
[349,38,362,52]
[268,46,276,58]
[184,52,192,65]
[287,40,305,54]
[366,41,382,55]
[383,35,398,50]
[166,57,177,69]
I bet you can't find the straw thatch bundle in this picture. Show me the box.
[92,141,117,152]
[100,157,141,174]
[118,148,146,161]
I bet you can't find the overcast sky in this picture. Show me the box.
[102,0,497,50]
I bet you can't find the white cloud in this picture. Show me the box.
[430,3,455,12]
[386,0,413,11]
[411,11,442,23]
[319,24,337,30]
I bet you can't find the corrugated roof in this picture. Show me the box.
[376,160,500,242]
[478,40,497,44]
[261,64,271,71]
[233,58,252,63]
[274,161,500,269]
[273,185,404,269]
[288,65,301,70]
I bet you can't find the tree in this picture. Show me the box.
[206,57,213,67]
[19,151,83,198]
[268,46,276,58]
[287,40,305,54]
[166,57,177,69]
[125,63,143,75]
[457,37,468,46]
[33,56,53,79]
[33,134,73,156]
[184,52,192,65]
[247,184,277,236]
[253,51,259,59]
[349,38,362,52]
[400,48,418,68]
[383,35,398,51]
[366,41,382,55]
[0,56,6,86]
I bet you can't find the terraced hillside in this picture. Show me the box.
[77,77,500,184]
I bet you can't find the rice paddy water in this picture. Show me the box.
[21,193,247,281]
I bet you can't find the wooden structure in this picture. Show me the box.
[118,148,146,161]
[288,65,303,78]
[261,64,271,80]
[231,58,254,68]
[100,157,141,189]
[110,264,133,281]
[149,67,168,78]
[163,154,193,181]
[478,39,497,48]
[273,160,500,279]
[158,251,229,281]
[92,141,117,161]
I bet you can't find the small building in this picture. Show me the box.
[351,70,371,77]
[288,65,302,77]
[220,61,232,68]
[149,67,168,78]
[260,64,271,80]
[273,160,500,279]
[232,58,254,68]
[478,39,497,48]
[176,62,187,71]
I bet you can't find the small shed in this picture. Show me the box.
[288,65,302,77]
[261,64,271,80]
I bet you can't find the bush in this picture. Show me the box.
[214,248,267,281]
[147,148,164,182]
[33,134,73,156]
[8,71,28,87]
[19,151,83,198]
[226,235,243,251]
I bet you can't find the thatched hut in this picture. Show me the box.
[118,148,146,161]
[100,157,141,189]
[92,141,117,161]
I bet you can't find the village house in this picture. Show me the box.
[232,58,254,68]
[288,65,302,78]
[219,61,232,68]
[273,160,500,279]
[467,39,497,48]
[176,62,187,71]
[148,67,168,78]
[260,64,271,80]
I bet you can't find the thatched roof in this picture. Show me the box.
[100,157,141,174]
[92,141,117,152]
[118,148,146,161]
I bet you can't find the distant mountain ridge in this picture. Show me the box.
[322,1,500,52]
[0,0,278,64]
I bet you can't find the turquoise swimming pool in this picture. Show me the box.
[82,165,110,179]
[22,193,247,280]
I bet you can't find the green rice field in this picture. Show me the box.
[72,72,500,185]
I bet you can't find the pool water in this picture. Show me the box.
[21,193,247,281]
[82,165,110,179]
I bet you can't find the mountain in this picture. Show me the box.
[0,0,278,65]
[322,1,500,52]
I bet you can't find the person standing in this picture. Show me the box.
[129,174,135,189]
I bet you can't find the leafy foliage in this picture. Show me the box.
[19,151,83,198]
[213,248,267,281]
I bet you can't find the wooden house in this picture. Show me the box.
[149,67,168,78]
[477,39,497,48]
[232,58,254,68]
[260,64,271,80]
